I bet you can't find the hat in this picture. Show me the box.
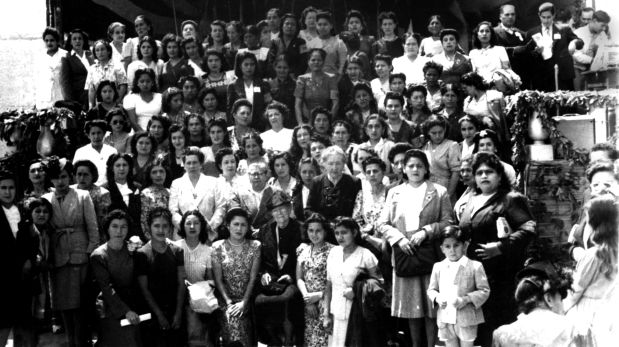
[267,190,292,210]
[538,2,554,14]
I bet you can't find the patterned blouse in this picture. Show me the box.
[352,181,387,233]
[212,239,261,301]
[84,60,128,92]
[140,186,171,233]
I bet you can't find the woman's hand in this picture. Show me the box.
[171,310,182,329]
[409,229,427,246]
[397,238,414,256]
[156,312,170,330]
[305,303,319,318]
[125,311,140,325]
[343,287,354,300]
[475,242,502,260]
[227,301,246,318]
[277,274,292,284]
[454,296,471,309]
[304,292,322,304]
[261,273,272,286]
[322,315,333,333]
[435,294,448,309]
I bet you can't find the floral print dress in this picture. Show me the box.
[298,242,334,347]
[213,239,261,347]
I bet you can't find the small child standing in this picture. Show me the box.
[428,226,490,347]
[564,195,618,346]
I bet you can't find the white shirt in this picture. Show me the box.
[244,81,254,105]
[2,205,20,238]
[392,55,429,86]
[36,48,67,109]
[469,46,509,82]
[116,182,133,206]
[126,59,164,88]
[73,144,118,185]
[439,255,471,324]
[122,93,162,130]
[401,182,427,231]
[260,128,293,152]
[370,78,390,111]
[533,26,554,60]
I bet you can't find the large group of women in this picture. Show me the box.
[3,4,618,347]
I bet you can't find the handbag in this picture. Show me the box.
[260,281,289,296]
[186,280,219,314]
[393,238,443,277]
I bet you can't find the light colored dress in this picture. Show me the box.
[420,37,443,57]
[469,45,509,83]
[326,245,378,347]
[298,242,334,347]
[352,181,387,232]
[392,55,429,86]
[564,246,617,346]
[422,139,461,189]
[306,36,347,75]
[213,239,261,347]
[36,48,67,109]
[122,93,162,130]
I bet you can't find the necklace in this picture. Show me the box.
[228,239,244,247]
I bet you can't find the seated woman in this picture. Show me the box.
[392,33,428,86]
[261,101,294,153]
[214,147,244,196]
[90,210,142,347]
[212,208,261,347]
[169,147,226,235]
[254,191,303,346]
[437,83,465,142]
[306,146,362,221]
[267,13,308,78]
[419,15,444,58]
[228,99,256,151]
[405,84,432,126]
[201,50,235,110]
[85,40,127,110]
[201,118,232,177]
[268,56,297,127]
[73,119,118,186]
[185,113,208,148]
[492,263,573,346]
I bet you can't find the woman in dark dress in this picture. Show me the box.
[458,152,536,346]
[160,124,188,185]
[371,12,404,60]
[254,191,303,346]
[159,33,194,91]
[267,13,307,77]
[306,145,361,221]
[102,153,143,241]
[90,210,143,346]
[60,28,94,109]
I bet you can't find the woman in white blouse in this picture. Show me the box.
[260,101,294,153]
[123,68,162,132]
[469,21,512,83]
[126,36,164,88]
[392,33,428,86]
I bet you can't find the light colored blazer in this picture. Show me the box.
[169,173,226,230]
[427,257,490,326]
[43,188,99,267]
[378,181,453,247]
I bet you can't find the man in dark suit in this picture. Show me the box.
[516,2,583,92]
[493,4,530,88]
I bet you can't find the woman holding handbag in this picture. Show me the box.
[377,149,453,347]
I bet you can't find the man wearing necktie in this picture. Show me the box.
[493,4,531,89]
[516,2,583,92]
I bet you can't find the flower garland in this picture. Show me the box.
[504,90,617,171]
